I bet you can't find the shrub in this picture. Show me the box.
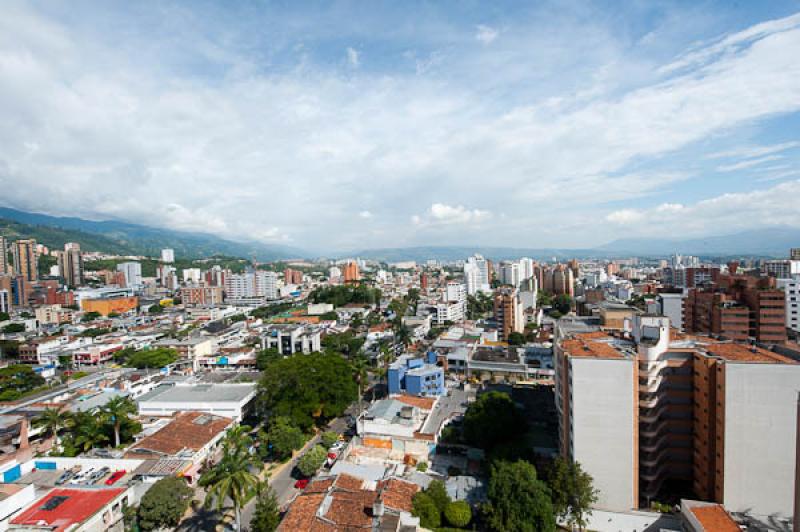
[444,500,472,528]
[412,492,441,529]
[321,431,339,448]
[297,445,327,477]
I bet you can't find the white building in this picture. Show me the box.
[777,277,800,334]
[116,262,142,288]
[655,292,685,331]
[161,248,175,263]
[182,268,202,284]
[0,289,9,314]
[464,255,491,296]
[435,301,464,325]
[224,270,278,300]
[255,271,278,299]
[499,262,521,288]
[763,259,800,280]
[136,383,257,421]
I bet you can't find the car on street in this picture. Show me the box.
[294,479,309,490]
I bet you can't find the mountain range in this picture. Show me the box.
[1,206,797,262]
[0,207,306,261]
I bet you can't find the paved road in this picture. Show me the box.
[239,414,352,529]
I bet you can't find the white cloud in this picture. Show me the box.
[706,140,800,159]
[346,47,360,67]
[413,203,491,226]
[0,5,799,250]
[606,209,644,224]
[358,210,372,219]
[716,154,784,172]
[475,25,499,45]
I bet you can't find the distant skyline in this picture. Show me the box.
[1,1,800,253]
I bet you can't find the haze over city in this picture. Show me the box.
[1,1,800,252]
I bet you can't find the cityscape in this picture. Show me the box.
[2,2,800,532]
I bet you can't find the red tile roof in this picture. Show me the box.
[11,488,126,532]
[377,478,418,512]
[395,394,436,410]
[125,411,231,457]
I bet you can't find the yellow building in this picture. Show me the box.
[81,296,138,316]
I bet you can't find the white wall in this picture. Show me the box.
[570,357,637,512]
[722,363,800,519]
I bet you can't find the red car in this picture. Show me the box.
[327,452,337,460]
[294,479,309,490]
[105,471,126,485]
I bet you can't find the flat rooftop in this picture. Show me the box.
[472,347,519,363]
[560,332,631,360]
[10,488,126,532]
[703,343,796,364]
[137,383,256,403]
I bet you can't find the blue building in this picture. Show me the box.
[387,352,445,397]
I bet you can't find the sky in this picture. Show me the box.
[1,1,800,253]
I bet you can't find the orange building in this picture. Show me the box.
[343,261,360,283]
[81,296,138,316]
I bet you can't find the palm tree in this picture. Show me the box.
[200,427,260,532]
[100,396,137,447]
[33,407,73,454]
[73,414,110,452]
[350,356,369,412]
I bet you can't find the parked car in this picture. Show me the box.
[294,479,309,490]
[327,452,337,460]
[105,470,126,485]
[87,467,110,484]
[56,466,80,485]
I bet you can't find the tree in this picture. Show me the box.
[486,460,555,532]
[426,480,451,513]
[320,431,339,449]
[1,323,25,334]
[201,427,260,532]
[319,311,338,321]
[297,444,327,477]
[264,416,306,460]
[101,396,137,447]
[547,457,598,531]
[250,482,280,532]
[258,352,358,431]
[0,365,46,401]
[444,500,472,528]
[554,294,573,315]
[463,392,524,451]
[0,312,9,321]
[138,476,193,531]
[412,492,441,529]
[256,348,281,371]
[71,411,110,452]
[34,407,73,454]
[125,348,179,369]
[148,304,163,314]
[507,332,525,346]
[81,311,101,322]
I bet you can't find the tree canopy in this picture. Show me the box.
[486,460,556,532]
[137,476,193,531]
[554,294,573,315]
[547,457,598,530]
[444,500,472,528]
[309,285,381,306]
[411,492,441,529]
[463,391,524,451]
[263,416,306,460]
[0,365,46,401]
[507,332,526,345]
[125,348,179,369]
[251,483,281,532]
[258,352,358,431]
[297,444,327,477]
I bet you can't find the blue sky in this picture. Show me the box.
[1,1,799,252]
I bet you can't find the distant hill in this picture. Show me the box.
[0,206,308,261]
[342,246,612,262]
[599,227,800,257]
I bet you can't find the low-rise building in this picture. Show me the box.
[261,324,321,355]
[135,383,256,421]
[9,487,132,532]
[388,353,445,397]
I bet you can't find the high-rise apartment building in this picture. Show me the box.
[493,286,524,340]
[776,277,799,334]
[182,268,202,284]
[0,236,8,274]
[116,262,142,289]
[161,249,175,263]
[554,316,800,518]
[342,261,360,283]
[284,268,303,285]
[464,255,491,295]
[499,262,521,288]
[57,243,83,288]
[224,270,278,300]
[763,259,800,280]
[12,239,38,282]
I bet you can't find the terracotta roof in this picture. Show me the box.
[334,473,365,491]
[278,493,325,531]
[704,343,796,364]
[690,505,740,532]
[561,336,626,359]
[305,478,334,493]
[125,412,231,457]
[377,478,418,512]
[395,394,436,410]
[322,490,375,529]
